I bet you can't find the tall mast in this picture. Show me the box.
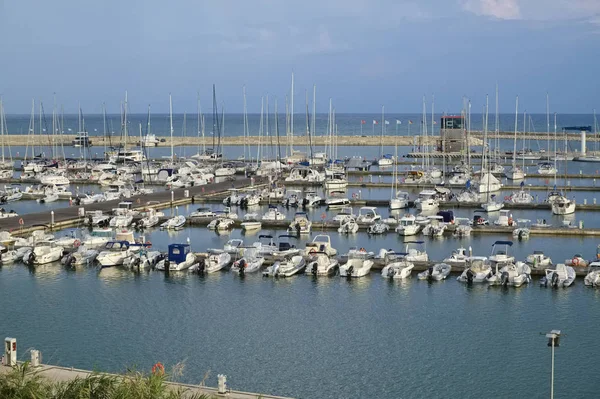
[546,93,550,156]
[169,93,174,165]
[512,96,519,169]
[242,86,247,161]
[290,72,294,156]
[553,112,557,187]
[275,98,281,165]
[196,91,202,156]
[312,85,316,157]
[380,105,384,158]
[494,84,499,162]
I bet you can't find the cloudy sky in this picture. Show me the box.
[1,0,598,114]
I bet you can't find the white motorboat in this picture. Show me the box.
[253,234,278,258]
[339,251,373,278]
[1,247,31,264]
[333,206,355,222]
[381,260,414,279]
[81,228,113,248]
[263,255,306,277]
[109,215,133,228]
[285,167,325,183]
[37,193,59,204]
[505,166,525,180]
[301,191,322,208]
[323,172,348,190]
[456,257,492,283]
[305,252,339,276]
[565,254,588,268]
[61,246,100,267]
[452,218,473,237]
[223,188,243,206]
[241,213,262,231]
[551,195,576,215]
[390,191,410,210]
[403,241,428,262]
[22,242,64,266]
[287,212,312,235]
[489,240,515,265]
[584,262,600,287]
[356,206,381,224]
[160,215,186,230]
[421,216,446,237]
[481,194,504,212]
[189,208,217,219]
[509,188,534,204]
[205,251,232,273]
[377,154,394,166]
[223,239,244,255]
[443,247,470,265]
[283,189,301,208]
[304,234,337,257]
[418,263,451,281]
[262,206,286,221]
[526,250,552,268]
[207,217,235,231]
[493,210,515,227]
[136,211,160,229]
[326,196,351,210]
[96,241,136,267]
[156,244,197,271]
[487,261,531,287]
[537,162,557,175]
[456,190,480,203]
[230,248,265,275]
[338,216,359,234]
[513,226,530,240]
[395,214,420,236]
[414,190,439,211]
[367,221,389,235]
[540,264,575,288]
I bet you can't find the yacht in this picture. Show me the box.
[537,162,557,175]
[540,264,575,288]
[381,260,414,279]
[323,172,348,190]
[377,154,394,166]
[156,244,197,271]
[326,196,351,210]
[551,195,576,215]
[339,251,374,278]
[509,188,534,204]
[301,191,322,208]
[417,263,451,281]
[414,190,439,211]
[96,241,136,267]
[456,257,492,283]
[285,167,325,183]
[389,191,410,210]
[505,166,525,180]
[263,255,306,277]
[23,242,64,265]
[262,206,286,221]
[475,172,502,193]
[481,194,504,212]
[72,131,92,147]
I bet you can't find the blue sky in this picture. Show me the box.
[1,0,598,114]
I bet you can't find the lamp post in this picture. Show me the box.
[545,330,561,399]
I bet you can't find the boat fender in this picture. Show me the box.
[571,257,579,266]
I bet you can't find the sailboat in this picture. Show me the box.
[377,106,393,166]
[389,131,409,210]
[551,116,576,215]
[537,95,558,174]
[505,96,525,180]
[0,98,14,170]
[476,95,502,194]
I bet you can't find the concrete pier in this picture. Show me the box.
[0,364,292,399]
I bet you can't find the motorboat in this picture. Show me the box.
[160,215,186,230]
[395,214,420,236]
[417,263,451,281]
[241,213,262,231]
[230,248,265,275]
[283,189,301,208]
[489,240,515,265]
[156,244,197,271]
[205,251,232,273]
[14,230,55,248]
[537,162,557,175]
[136,209,161,229]
[96,241,136,267]
[333,206,355,222]
[253,235,278,258]
[285,167,325,183]
[189,208,217,219]
[414,190,439,211]
[505,166,525,180]
[456,189,480,203]
[213,207,238,220]
[81,228,113,249]
[377,154,394,167]
[390,191,410,210]
[452,218,473,237]
[356,206,381,223]
[493,210,515,227]
[109,215,133,228]
[531,219,552,228]
[443,247,471,265]
[301,191,323,208]
[262,206,286,221]
[551,195,576,215]
[338,216,359,234]
[481,194,504,212]
[207,217,235,231]
[223,239,244,255]
[456,257,492,283]
[367,221,389,235]
[339,251,374,278]
[305,252,339,276]
[263,255,306,277]
[37,192,59,204]
[403,241,428,262]
[323,172,348,190]
[540,264,575,288]
[526,250,552,268]
[421,215,446,237]
[61,246,100,267]
[1,247,31,263]
[381,260,414,279]
[584,262,600,287]
[509,188,534,204]
[565,254,588,268]
[272,235,301,259]
[326,196,351,210]
[223,188,243,206]
[487,261,531,287]
[304,234,337,257]
[287,212,312,235]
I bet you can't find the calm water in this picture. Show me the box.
[1,222,599,398]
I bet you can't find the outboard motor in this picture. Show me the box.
[500,271,509,287]
[197,258,206,274]
[311,262,318,275]
[273,262,280,277]
[87,215,94,226]
[302,198,309,208]
[346,265,354,278]
[295,223,301,236]
[518,230,524,241]
[387,267,395,278]
[427,266,434,280]
[466,269,474,284]
[24,251,36,266]
[164,259,170,270]
[551,271,559,288]
[226,197,231,206]
[131,256,141,270]
[74,197,81,206]
[62,253,75,268]
[238,259,246,277]
[215,220,220,229]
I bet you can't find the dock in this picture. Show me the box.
[0,363,292,399]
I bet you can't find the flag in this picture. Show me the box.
[361,120,366,124]
[409,120,413,124]
[385,120,390,125]
[373,120,378,125]
[396,120,401,125]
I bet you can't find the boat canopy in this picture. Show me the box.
[168,244,190,263]
[492,240,513,246]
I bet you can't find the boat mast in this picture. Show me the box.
[546,93,550,156]
[102,103,107,156]
[242,86,247,161]
[312,85,316,159]
[257,97,263,167]
[380,105,384,159]
[197,91,202,156]
[290,72,294,157]
[275,98,282,165]
[512,96,519,170]
[553,112,557,187]
[169,93,174,165]
[0,97,4,163]
[494,84,499,164]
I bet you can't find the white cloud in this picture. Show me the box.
[461,0,521,20]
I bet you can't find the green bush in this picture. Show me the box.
[0,363,212,399]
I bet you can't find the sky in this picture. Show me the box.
[0,0,599,114]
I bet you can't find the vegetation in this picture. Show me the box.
[0,362,213,399]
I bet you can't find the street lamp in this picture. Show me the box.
[545,330,561,399]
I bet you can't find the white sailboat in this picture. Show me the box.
[505,96,525,180]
